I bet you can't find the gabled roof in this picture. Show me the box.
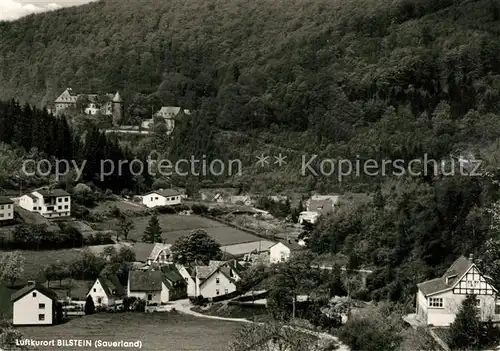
[0,196,13,205]
[417,256,479,296]
[35,189,70,197]
[148,244,172,261]
[143,189,181,198]
[196,266,214,280]
[128,270,163,291]
[131,243,155,263]
[271,240,303,251]
[96,276,125,297]
[11,283,59,303]
[155,106,188,119]
[160,264,186,287]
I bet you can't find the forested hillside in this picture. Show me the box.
[2,0,500,305]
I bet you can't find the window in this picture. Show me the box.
[39,303,45,309]
[216,289,219,295]
[64,205,68,209]
[476,299,481,307]
[185,277,188,282]
[467,281,480,288]
[0,214,3,218]
[58,206,62,210]
[58,198,62,202]
[97,298,102,304]
[224,289,229,294]
[428,298,443,308]
[0,205,3,210]
[38,314,45,321]
[64,197,68,202]
[147,294,152,301]
[495,305,500,315]
[32,292,37,297]
[230,270,234,278]
[93,288,96,292]
[216,278,220,284]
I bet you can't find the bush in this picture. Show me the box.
[84,296,95,315]
[191,204,209,214]
[133,299,146,312]
[189,295,207,306]
[155,206,176,214]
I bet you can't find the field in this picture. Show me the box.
[95,214,262,245]
[18,312,242,351]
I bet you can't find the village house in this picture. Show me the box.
[298,211,320,225]
[220,240,275,260]
[142,189,182,208]
[415,255,500,326]
[127,270,167,304]
[230,195,253,206]
[18,188,71,218]
[141,106,190,133]
[305,195,339,215]
[87,275,125,307]
[0,196,14,222]
[53,88,123,125]
[195,260,244,298]
[269,240,303,264]
[159,264,187,300]
[175,264,197,297]
[11,281,62,326]
[146,243,173,266]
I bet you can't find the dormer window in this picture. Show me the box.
[446,274,457,285]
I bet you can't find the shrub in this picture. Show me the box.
[189,295,207,306]
[191,204,209,214]
[155,206,176,214]
[84,296,95,315]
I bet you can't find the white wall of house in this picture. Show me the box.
[13,291,53,325]
[0,203,14,221]
[176,265,196,297]
[269,243,291,264]
[18,192,70,218]
[199,272,237,298]
[142,193,181,208]
[160,282,170,302]
[127,290,161,304]
[87,279,113,307]
[18,195,35,211]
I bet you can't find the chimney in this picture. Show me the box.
[469,254,474,263]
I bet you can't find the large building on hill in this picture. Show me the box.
[53,88,123,124]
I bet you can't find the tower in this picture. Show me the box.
[111,91,123,126]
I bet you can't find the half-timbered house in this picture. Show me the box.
[415,254,500,326]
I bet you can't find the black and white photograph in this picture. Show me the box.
[0,0,500,349]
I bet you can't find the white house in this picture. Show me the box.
[11,282,60,326]
[87,276,125,307]
[196,261,243,298]
[229,195,253,206]
[213,193,225,203]
[18,189,71,218]
[142,189,181,208]
[146,243,173,266]
[176,264,197,297]
[269,240,303,264]
[298,211,319,225]
[416,255,500,326]
[0,196,14,222]
[127,270,169,304]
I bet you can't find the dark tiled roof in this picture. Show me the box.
[160,264,185,285]
[128,270,162,291]
[35,189,70,197]
[99,276,125,297]
[144,189,181,198]
[417,256,473,296]
[131,243,155,263]
[11,283,59,302]
[0,196,13,205]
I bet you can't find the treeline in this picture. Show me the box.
[0,99,140,192]
[0,223,113,250]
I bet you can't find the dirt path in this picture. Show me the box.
[170,299,349,351]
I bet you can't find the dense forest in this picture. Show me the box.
[2,0,500,307]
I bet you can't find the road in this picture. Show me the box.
[169,299,349,351]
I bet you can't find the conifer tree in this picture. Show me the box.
[84,295,95,315]
[449,294,483,349]
[142,215,162,243]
